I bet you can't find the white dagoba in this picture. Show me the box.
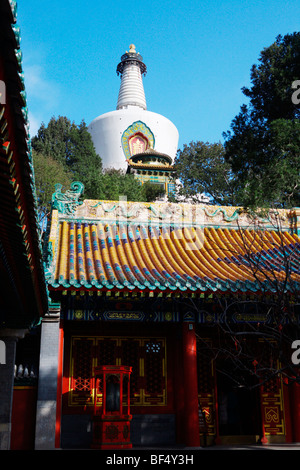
[88,45,179,172]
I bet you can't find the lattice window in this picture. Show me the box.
[197,341,214,394]
[67,336,166,408]
[258,339,279,393]
[120,339,139,399]
[69,337,94,406]
[146,341,161,354]
[73,338,93,391]
[263,376,279,393]
[144,340,164,395]
[97,339,117,366]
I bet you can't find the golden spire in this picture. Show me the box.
[127,44,136,54]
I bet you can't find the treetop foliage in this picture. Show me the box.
[241,33,300,122]
[32,116,103,199]
[223,32,300,209]
[172,141,237,206]
[174,33,300,210]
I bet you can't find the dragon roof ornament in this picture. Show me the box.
[52,182,84,215]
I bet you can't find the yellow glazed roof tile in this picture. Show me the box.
[47,219,300,294]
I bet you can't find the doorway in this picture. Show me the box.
[217,372,262,443]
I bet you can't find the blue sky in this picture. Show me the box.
[17,0,300,149]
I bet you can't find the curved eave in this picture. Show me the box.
[0,0,49,328]
[46,220,300,297]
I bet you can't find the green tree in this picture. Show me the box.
[32,116,75,165]
[141,180,166,202]
[32,116,103,199]
[172,141,237,205]
[32,150,72,229]
[223,33,300,209]
[96,169,164,202]
[96,169,144,201]
[68,120,103,198]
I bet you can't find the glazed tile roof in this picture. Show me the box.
[46,213,300,294]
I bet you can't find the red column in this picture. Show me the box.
[182,322,200,447]
[174,333,185,444]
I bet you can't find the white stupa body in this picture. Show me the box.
[88,45,179,172]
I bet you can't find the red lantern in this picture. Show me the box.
[91,365,132,449]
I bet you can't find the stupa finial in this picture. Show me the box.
[127,44,136,53]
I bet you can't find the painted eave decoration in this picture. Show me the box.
[45,183,300,295]
[0,0,48,328]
